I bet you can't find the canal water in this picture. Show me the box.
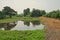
[0,21,44,30]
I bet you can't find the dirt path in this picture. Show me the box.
[40,17,60,40]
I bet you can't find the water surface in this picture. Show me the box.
[0,21,44,30]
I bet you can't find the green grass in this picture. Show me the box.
[20,17,40,22]
[0,17,19,23]
[0,16,40,23]
[0,30,45,40]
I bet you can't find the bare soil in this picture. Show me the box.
[40,17,60,40]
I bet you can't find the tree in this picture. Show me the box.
[45,10,60,19]
[40,10,46,15]
[0,11,6,19]
[2,6,17,18]
[31,8,46,17]
[23,8,30,16]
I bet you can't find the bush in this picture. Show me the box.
[44,10,60,19]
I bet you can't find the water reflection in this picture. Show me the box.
[23,21,40,26]
[0,21,44,30]
[31,21,40,25]
[0,22,17,30]
[24,21,30,26]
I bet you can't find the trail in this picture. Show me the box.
[40,17,60,40]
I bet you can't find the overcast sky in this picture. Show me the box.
[0,0,60,14]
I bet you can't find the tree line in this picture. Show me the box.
[0,6,46,19]
[44,10,60,19]
[23,8,46,17]
[0,6,60,20]
[0,6,17,19]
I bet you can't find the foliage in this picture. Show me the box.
[31,9,46,17]
[44,10,60,19]
[0,30,45,40]
[0,11,6,19]
[0,6,17,19]
[23,8,30,16]
[23,8,46,17]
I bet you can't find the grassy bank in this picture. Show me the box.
[0,16,19,23]
[20,17,40,22]
[0,30,45,40]
[0,16,40,23]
